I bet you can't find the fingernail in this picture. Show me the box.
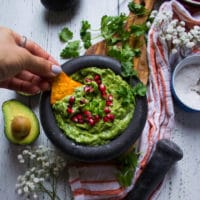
[52,65,62,74]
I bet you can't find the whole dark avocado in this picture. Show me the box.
[2,99,40,145]
[40,0,76,11]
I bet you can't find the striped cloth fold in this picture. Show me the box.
[67,1,200,199]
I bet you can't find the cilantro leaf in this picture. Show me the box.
[100,14,128,45]
[80,20,92,49]
[128,2,149,16]
[132,82,147,96]
[117,85,135,106]
[60,40,80,59]
[59,27,73,42]
[108,44,137,77]
[130,24,148,37]
[117,150,139,187]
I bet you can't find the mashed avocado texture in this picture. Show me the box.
[52,67,135,146]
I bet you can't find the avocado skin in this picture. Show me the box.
[2,99,40,145]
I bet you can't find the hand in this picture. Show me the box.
[0,27,62,94]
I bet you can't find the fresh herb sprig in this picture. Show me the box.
[59,1,149,83]
[100,13,129,45]
[60,40,80,59]
[132,82,147,96]
[117,149,139,187]
[128,2,149,16]
[80,20,92,49]
[59,27,73,42]
[108,44,141,77]
[16,146,66,200]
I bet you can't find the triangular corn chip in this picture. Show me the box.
[50,72,82,104]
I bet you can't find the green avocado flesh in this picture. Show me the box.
[52,67,135,146]
[2,99,40,145]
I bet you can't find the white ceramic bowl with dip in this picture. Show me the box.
[171,54,200,112]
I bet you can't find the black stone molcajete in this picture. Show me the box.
[40,55,148,162]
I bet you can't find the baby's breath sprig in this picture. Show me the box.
[16,145,67,200]
[152,9,200,64]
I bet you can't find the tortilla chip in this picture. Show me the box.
[50,72,82,104]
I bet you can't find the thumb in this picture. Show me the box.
[23,50,62,78]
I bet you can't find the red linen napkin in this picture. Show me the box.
[67,1,200,199]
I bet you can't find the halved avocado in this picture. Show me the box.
[2,99,40,145]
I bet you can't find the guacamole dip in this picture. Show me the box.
[52,67,135,146]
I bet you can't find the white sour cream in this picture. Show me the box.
[174,64,200,110]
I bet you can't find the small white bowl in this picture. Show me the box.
[171,54,200,112]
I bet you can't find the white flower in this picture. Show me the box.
[28,182,35,190]
[180,21,185,26]
[17,154,25,163]
[23,186,29,193]
[177,26,185,33]
[17,175,23,182]
[146,21,151,28]
[22,150,29,155]
[166,26,174,34]
[33,193,38,199]
[150,10,158,18]
[171,19,178,27]
[171,48,178,54]
[186,42,195,48]
[25,171,31,177]
[17,154,23,160]
[172,38,181,45]
[30,154,36,160]
[165,34,172,41]
[33,177,40,183]
[17,188,23,195]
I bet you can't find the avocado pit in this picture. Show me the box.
[11,116,31,139]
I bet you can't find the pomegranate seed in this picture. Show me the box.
[78,119,84,124]
[99,84,106,92]
[69,96,75,104]
[85,77,92,82]
[106,100,113,106]
[94,74,101,81]
[101,91,107,99]
[107,94,113,101]
[103,116,109,122]
[96,79,101,85]
[88,118,95,126]
[104,107,111,113]
[94,115,100,122]
[71,116,78,123]
[80,99,87,104]
[107,113,115,121]
[83,110,92,117]
[94,74,101,84]
[76,114,83,120]
[67,106,73,114]
[84,85,94,93]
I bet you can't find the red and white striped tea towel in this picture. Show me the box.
[67,1,200,199]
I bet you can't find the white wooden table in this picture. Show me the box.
[0,0,200,199]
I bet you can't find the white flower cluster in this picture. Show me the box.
[16,145,66,200]
[146,10,158,28]
[153,9,200,56]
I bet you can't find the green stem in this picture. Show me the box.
[51,175,62,200]
[91,34,102,41]
[39,183,54,199]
